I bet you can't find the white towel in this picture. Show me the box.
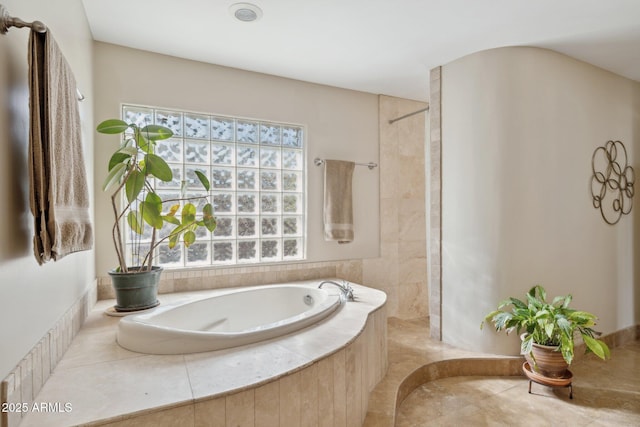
[29,30,93,264]
[323,160,355,243]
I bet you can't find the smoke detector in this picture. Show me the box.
[229,3,263,22]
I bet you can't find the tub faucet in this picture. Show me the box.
[318,280,355,301]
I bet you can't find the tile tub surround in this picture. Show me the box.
[19,281,387,427]
[1,282,97,427]
[96,260,365,301]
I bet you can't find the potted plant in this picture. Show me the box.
[97,119,216,312]
[482,285,610,378]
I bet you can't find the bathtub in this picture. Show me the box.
[117,283,344,354]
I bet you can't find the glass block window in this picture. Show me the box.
[122,104,306,268]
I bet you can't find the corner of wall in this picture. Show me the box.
[428,66,442,340]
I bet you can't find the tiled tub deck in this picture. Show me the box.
[15,281,387,427]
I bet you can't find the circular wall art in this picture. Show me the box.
[590,140,635,225]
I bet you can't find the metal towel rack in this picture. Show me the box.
[0,4,47,34]
[314,157,378,170]
[0,4,85,101]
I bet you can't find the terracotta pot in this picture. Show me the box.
[520,334,569,378]
[529,342,569,378]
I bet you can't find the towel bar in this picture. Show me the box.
[314,158,378,170]
[0,4,85,101]
[0,4,47,34]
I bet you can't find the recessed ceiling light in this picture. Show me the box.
[229,3,263,22]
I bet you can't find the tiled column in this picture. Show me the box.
[363,95,428,319]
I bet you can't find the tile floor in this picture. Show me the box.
[364,318,521,427]
[382,318,640,427]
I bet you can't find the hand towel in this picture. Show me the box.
[29,30,93,264]
[323,160,355,243]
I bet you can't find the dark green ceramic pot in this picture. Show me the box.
[109,266,162,312]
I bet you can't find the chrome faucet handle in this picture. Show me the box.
[318,279,356,301]
[342,280,356,301]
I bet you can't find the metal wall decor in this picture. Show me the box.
[590,140,635,225]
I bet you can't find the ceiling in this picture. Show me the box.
[81,0,640,102]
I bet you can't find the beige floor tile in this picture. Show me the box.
[396,342,640,427]
[366,317,639,427]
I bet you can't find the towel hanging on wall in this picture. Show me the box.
[28,29,93,264]
[323,160,355,243]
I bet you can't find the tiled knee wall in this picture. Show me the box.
[1,282,97,427]
[97,306,388,427]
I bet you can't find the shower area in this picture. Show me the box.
[362,94,431,321]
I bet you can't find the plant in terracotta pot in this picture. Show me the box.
[482,285,610,378]
[97,119,216,312]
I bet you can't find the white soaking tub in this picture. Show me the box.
[117,283,344,354]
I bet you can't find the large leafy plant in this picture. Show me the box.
[97,119,216,273]
[482,285,610,365]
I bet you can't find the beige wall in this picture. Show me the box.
[440,46,640,355]
[363,96,428,318]
[93,42,380,275]
[91,43,432,320]
[0,0,95,380]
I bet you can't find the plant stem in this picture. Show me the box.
[147,227,156,271]
[110,162,137,273]
[111,192,127,272]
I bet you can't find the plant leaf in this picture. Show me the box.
[507,297,527,310]
[529,285,546,303]
[118,146,138,157]
[136,131,152,153]
[126,210,143,234]
[195,170,211,191]
[168,231,180,249]
[145,153,173,182]
[184,230,196,247]
[562,294,573,308]
[97,119,129,134]
[162,215,180,225]
[203,203,217,232]
[140,192,164,229]
[544,321,554,339]
[561,334,574,365]
[108,152,131,171]
[582,335,610,360]
[167,203,180,216]
[140,124,173,141]
[569,311,597,325]
[145,192,163,209]
[141,201,163,229]
[102,163,126,192]
[125,170,145,203]
[520,334,533,356]
[556,315,572,338]
[182,203,196,223]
